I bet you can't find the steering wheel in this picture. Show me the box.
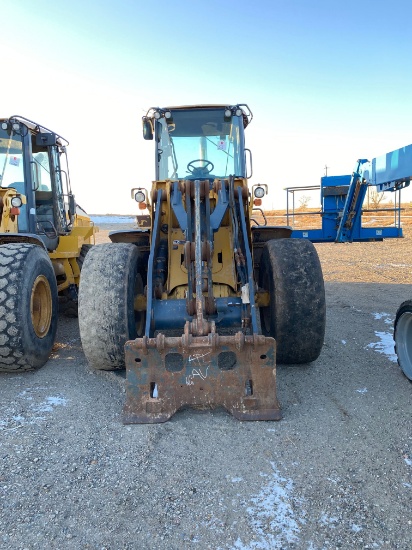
[187,159,215,176]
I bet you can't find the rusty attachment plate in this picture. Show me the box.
[123,331,280,424]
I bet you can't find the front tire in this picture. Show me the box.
[394,300,412,380]
[259,238,326,364]
[78,243,145,370]
[0,243,58,372]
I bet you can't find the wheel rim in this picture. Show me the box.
[135,308,145,337]
[31,275,53,338]
[395,311,412,380]
[134,273,145,337]
[260,271,272,334]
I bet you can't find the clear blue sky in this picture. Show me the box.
[2,0,412,213]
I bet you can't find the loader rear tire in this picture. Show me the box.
[78,243,144,370]
[259,238,325,364]
[77,244,93,271]
[61,244,94,317]
[394,300,412,381]
[0,243,58,372]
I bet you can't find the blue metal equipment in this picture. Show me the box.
[286,144,412,243]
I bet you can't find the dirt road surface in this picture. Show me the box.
[1,225,412,549]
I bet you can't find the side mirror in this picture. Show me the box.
[36,132,57,146]
[142,118,153,140]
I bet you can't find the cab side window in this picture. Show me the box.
[31,135,52,191]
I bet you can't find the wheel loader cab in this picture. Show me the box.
[152,106,248,181]
[0,117,74,251]
[0,116,97,373]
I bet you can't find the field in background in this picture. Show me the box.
[94,203,412,246]
[252,203,412,235]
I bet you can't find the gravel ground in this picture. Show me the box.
[1,224,412,549]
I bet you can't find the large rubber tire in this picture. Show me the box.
[77,244,93,271]
[259,238,326,364]
[0,243,58,372]
[394,300,412,381]
[59,244,94,317]
[78,243,145,370]
[61,244,94,317]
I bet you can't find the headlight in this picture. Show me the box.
[235,108,243,117]
[224,109,232,118]
[12,123,19,131]
[164,110,172,120]
[134,190,146,203]
[153,111,161,120]
[11,196,23,208]
[254,186,265,199]
[1,122,8,130]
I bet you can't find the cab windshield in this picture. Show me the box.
[0,125,24,189]
[156,108,245,180]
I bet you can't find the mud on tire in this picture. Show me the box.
[0,243,58,372]
[259,238,326,364]
[78,243,144,370]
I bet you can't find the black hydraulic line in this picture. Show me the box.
[204,180,214,311]
[236,186,258,335]
[228,176,239,246]
[194,180,205,333]
[185,180,194,314]
[145,189,163,337]
[228,176,246,287]
[153,239,168,297]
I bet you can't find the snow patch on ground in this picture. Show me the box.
[319,514,338,528]
[373,312,393,325]
[0,389,68,430]
[366,331,397,363]
[367,313,397,363]
[33,396,68,413]
[233,462,305,549]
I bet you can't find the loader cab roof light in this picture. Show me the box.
[1,122,8,130]
[235,108,243,117]
[12,123,20,131]
[153,111,162,120]
[164,110,172,120]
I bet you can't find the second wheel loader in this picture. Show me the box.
[0,116,96,372]
[79,104,326,423]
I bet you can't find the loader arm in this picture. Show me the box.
[124,175,280,423]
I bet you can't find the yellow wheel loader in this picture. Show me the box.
[79,104,326,423]
[0,116,97,372]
